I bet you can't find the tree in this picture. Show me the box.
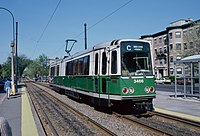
[0,57,12,78]
[0,54,32,78]
[17,55,32,77]
[23,54,49,78]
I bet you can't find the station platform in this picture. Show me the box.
[154,91,200,122]
[0,84,200,135]
[0,83,44,136]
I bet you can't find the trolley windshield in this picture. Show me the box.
[121,41,153,76]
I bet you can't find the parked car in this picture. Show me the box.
[0,79,6,90]
[176,78,191,85]
[155,77,171,84]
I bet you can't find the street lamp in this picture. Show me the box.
[0,7,16,94]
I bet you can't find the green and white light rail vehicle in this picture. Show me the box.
[49,39,156,111]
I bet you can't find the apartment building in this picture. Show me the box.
[141,18,200,79]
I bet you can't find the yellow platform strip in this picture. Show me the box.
[21,87,39,136]
[155,107,200,122]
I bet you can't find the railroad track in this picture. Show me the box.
[113,112,172,136]
[151,111,200,132]
[113,111,200,136]
[26,80,200,136]
[26,81,116,136]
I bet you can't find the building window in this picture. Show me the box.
[163,36,167,45]
[176,43,181,50]
[160,59,162,65]
[184,43,187,50]
[159,37,162,43]
[169,44,173,51]
[155,49,158,54]
[170,56,173,63]
[164,58,167,64]
[175,31,181,38]
[159,48,162,54]
[176,56,181,61]
[154,38,157,44]
[164,47,167,53]
[169,32,173,39]
[176,68,182,74]
[170,68,174,75]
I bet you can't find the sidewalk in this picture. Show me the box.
[0,88,21,136]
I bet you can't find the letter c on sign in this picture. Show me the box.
[127,45,131,51]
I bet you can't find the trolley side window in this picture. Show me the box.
[95,53,98,75]
[66,61,73,75]
[102,52,107,75]
[50,66,55,76]
[78,58,84,75]
[73,60,78,75]
[111,51,117,74]
[83,55,90,75]
[66,55,90,76]
[56,65,59,76]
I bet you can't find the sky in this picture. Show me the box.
[0,0,200,64]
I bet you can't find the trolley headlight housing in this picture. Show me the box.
[149,86,154,92]
[144,86,149,93]
[122,87,128,94]
[129,87,134,94]
[144,86,155,93]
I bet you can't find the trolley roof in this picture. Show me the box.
[50,38,150,65]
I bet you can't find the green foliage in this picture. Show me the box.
[0,57,12,78]
[0,53,49,79]
[170,76,175,83]
[23,54,49,78]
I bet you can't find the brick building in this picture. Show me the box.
[141,18,200,79]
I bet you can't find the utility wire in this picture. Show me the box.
[51,0,134,58]
[37,0,62,43]
[74,0,134,38]
[31,0,62,58]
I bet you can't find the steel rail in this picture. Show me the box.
[152,111,200,130]
[30,81,117,136]
[113,112,172,136]
[27,83,59,136]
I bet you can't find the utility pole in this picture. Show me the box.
[84,23,87,50]
[10,41,15,95]
[0,7,16,94]
[16,22,19,86]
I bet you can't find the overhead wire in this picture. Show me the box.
[31,0,62,59]
[74,0,134,39]
[52,0,134,58]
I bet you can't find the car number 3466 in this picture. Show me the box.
[134,79,144,83]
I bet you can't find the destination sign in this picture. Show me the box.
[121,41,150,53]
[126,45,143,51]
